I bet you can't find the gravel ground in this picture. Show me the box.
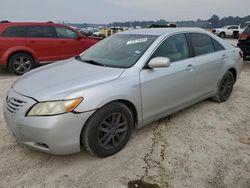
[0,41,250,188]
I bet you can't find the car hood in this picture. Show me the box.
[13,58,125,101]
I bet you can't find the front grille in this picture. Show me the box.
[6,97,26,113]
[212,30,216,34]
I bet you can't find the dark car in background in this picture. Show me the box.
[238,25,250,61]
[0,22,100,75]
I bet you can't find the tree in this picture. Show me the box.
[209,15,220,27]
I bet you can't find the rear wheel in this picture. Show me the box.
[8,53,35,75]
[211,71,235,103]
[81,102,134,157]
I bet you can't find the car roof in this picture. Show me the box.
[0,22,70,28]
[119,27,205,36]
[224,25,239,27]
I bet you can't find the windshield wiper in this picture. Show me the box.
[75,56,105,67]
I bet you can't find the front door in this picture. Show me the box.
[55,26,84,59]
[140,33,196,122]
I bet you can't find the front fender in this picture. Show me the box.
[69,68,143,125]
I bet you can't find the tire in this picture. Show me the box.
[8,53,35,75]
[211,71,235,103]
[219,32,226,38]
[81,102,134,157]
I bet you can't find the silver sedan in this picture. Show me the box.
[3,28,243,157]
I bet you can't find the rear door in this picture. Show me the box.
[188,33,225,98]
[26,25,60,62]
[227,26,239,36]
[0,26,28,58]
[140,33,196,122]
[55,26,86,59]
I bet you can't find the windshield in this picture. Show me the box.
[78,34,157,68]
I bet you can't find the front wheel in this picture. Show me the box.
[8,53,35,75]
[81,102,134,157]
[219,32,226,38]
[211,71,235,103]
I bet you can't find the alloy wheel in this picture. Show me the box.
[12,56,32,74]
[97,112,128,150]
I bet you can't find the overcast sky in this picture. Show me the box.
[1,0,250,23]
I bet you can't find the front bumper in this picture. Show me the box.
[3,88,94,155]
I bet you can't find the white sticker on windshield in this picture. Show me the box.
[127,38,148,45]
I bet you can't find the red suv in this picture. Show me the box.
[0,22,100,75]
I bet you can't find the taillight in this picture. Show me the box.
[239,51,243,58]
[239,34,248,40]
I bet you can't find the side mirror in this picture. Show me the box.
[148,57,171,69]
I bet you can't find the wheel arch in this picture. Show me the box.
[227,67,237,83]
[82,99,139,129]
[96,99,139,128]
[113,99,138,128]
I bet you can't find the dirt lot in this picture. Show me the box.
[0,45,250,188]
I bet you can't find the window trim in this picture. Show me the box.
[187,33,217,57]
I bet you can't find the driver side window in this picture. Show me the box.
[151,34,190,62]
[55,27,78,39]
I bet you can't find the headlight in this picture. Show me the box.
[27,98,83,116]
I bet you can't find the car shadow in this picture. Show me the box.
[0,67,12,75]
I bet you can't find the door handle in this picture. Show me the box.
[186,64,195,71]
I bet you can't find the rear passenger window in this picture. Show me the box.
[27,26,57,38]
[212,39,225,51]
[151,34,190,62]
[2,26,27,37]
[190,33,214,56]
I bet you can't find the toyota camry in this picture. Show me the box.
[3,28,243,157]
